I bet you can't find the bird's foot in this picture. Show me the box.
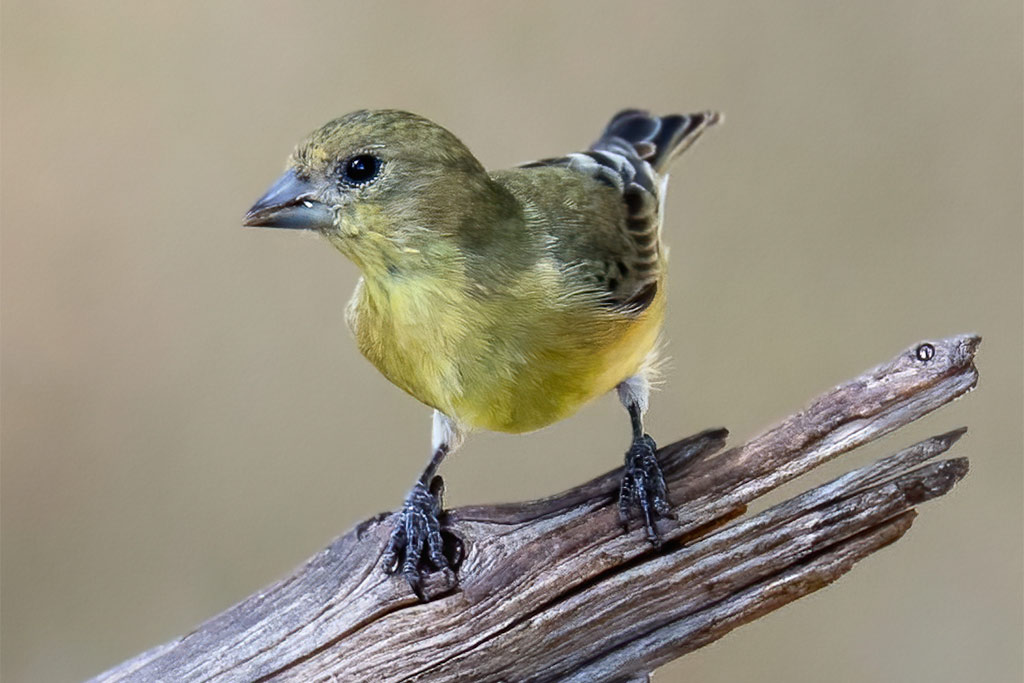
[381,476,460,600]
[619,434,672,544]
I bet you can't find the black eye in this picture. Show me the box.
[340,154,382,186]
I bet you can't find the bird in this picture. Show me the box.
[244,108,720,598]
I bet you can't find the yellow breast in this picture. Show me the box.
[348,263,664,434]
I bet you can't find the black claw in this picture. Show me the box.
[619,433,671,544]
[381,477,459,600]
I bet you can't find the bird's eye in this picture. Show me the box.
[340,154,382,186]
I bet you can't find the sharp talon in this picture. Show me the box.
[405,568,427,602]
[619,433,671,544]
[619,501,632,529]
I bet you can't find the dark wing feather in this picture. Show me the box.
[518,109,720,312]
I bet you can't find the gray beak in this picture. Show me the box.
[243,169,334,230]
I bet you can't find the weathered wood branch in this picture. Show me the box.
[90,335,980,683]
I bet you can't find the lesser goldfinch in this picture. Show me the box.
[244,108,720,596]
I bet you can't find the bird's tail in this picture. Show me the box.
[594,110,722,174]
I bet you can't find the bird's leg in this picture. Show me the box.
[381,410,464,600]
[617,376,671,544]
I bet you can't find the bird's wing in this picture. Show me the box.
[516,110,720,312]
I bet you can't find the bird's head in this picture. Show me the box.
[244,109,511,276]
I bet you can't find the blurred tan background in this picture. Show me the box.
[3,2,1021,682]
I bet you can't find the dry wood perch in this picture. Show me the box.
[90,334,980,683]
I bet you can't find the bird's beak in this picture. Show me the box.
[243,168,334,230]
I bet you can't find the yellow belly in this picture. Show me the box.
[349,269,665,433]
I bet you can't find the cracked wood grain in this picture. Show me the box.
[89,334,980,683]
